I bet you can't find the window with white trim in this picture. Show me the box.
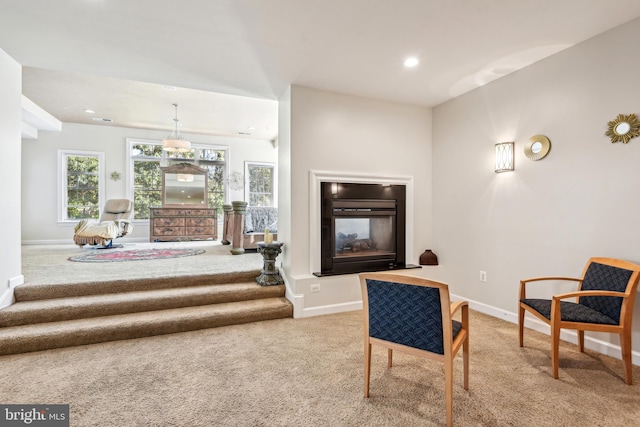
[245,162,275,206]
[127,139,227,219]
[59,150,105,221]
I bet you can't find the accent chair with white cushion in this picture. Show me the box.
[73,199,134,248]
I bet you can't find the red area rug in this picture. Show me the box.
[68,248,206,263]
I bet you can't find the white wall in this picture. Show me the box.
[281,85,433,317]
[433,18,640,357]
[22,122,277,243]
[0,48,22,307]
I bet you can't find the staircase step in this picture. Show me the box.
[14,270,261,301]
[0,297,293,356]
[0,282,284,327]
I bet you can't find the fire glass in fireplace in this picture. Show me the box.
[314,182,419,276]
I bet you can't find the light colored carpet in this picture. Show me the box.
[21,241,263,286]
[1,310,638,426]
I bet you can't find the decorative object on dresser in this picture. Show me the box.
[149,163,217,242]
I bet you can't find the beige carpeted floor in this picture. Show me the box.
[21,241,263,286]
[1,308,638,426]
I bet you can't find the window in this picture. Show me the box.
[127,139,227,219]
[59,150,105,222]
[245,162,275,206]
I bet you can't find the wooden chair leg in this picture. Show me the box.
[462,333,469,390]
[551,300,561,379]
[445,359,453,427]
[364,342,372,397]
[387,348,393,368]
[578,330,584,353]
[551,324,561,379]
[620,331,633,385]
[518,305,525,347]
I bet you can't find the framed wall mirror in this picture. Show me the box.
[161,163,208,207]
[524,135,551,161]
[606,113,640,143]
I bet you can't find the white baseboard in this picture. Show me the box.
[301,301,363,318]
[22,237,147,245]
[452,292,640,367]
[9,275,24,289]
[0,287,15,309]
[282,274,304,319]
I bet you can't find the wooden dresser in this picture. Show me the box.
[149,208,217,242]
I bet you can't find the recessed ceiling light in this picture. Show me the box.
[162,85,177,91]
[403,57,419,68]
[84,109,95,114]
[91,117,113,122]
[248,126,256,130]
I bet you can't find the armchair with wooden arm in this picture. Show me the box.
[519,257,640,384]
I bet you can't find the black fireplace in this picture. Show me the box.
[314,182,419,276]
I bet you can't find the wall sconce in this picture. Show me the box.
[495,142,514,173]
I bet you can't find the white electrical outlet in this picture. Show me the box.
[479,271,487,282]
[310,284,321,293]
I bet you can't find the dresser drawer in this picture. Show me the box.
[184,209,217,217]
[153,227,186,236]
[153,217,186,227]
[152,208,186,216]
[186,226,215,235]
[186,217,215,227]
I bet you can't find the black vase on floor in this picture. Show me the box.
[419,249,438,265]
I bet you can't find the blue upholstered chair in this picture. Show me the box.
[519,257,640,384]
[359,272,469,427]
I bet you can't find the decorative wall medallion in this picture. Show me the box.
[228,171,245,191]
[605,113,640,143]
[110,171,122,181]
[524,135,551,161]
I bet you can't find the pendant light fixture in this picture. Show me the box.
[162,103,191,152]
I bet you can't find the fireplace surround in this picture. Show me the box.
[314,182,419,276]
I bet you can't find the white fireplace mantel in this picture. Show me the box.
[308,170,415,274]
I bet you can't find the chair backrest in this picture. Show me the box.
[101,199,133,221]
[579,258,640,324]
[361,273,454,355]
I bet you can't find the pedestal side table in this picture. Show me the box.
[256,242,284,286]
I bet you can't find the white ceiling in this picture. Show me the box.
[2,0,640,142]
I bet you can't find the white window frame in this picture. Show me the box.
[126,138,162,224]
[58,149,105,223]
[245,161,277,207]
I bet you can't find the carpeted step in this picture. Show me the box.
[0,297,293,356]
[0,282,285,327]
[14,270,261,302]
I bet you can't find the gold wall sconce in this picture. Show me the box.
[495,142,514,173]
[606,113,640,143]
